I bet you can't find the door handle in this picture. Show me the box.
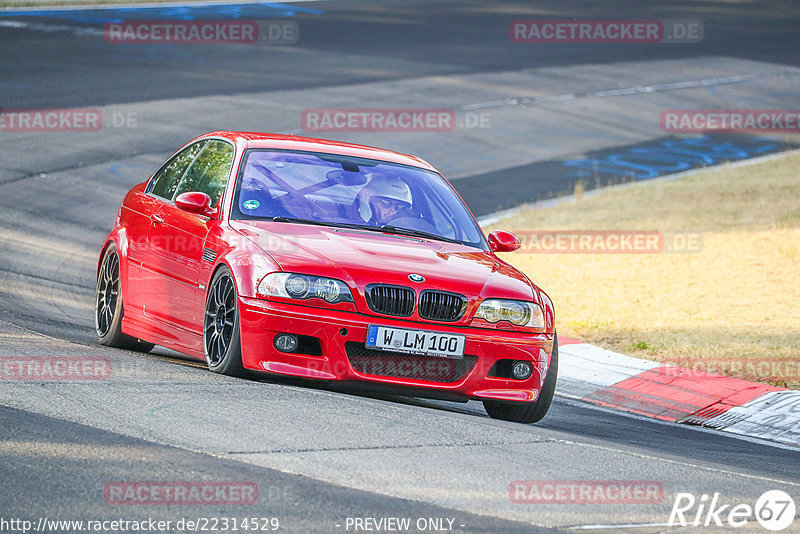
[151,215,164,224]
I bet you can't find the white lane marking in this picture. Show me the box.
[0,360,795,534]
[0,0,322,37]
[0,0,321,13]
[213,387,800,483]
[0,19,102,36]
[548,434,800,487]
[365,393,800,453]
[569,523,673,530]
[555,394,800,452]
[461,72,799,111]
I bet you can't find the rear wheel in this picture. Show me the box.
[483,334,559,424]
[204,267,246,376]
[95,244,154,352]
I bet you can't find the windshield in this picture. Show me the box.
[231,149,486,248]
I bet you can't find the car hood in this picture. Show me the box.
[231,220,535,303]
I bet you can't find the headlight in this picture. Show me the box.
[474,299,544,328]
[257,273,354,304]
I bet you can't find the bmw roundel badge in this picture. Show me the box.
[408,274,425,283]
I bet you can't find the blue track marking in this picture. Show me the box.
[455,133,797,217]
[0,1,323,24]
[562,134,779,181]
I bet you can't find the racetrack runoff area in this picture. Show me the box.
[487,151,800,391]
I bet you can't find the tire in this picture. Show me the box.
[203,266,246,377]
[483,334,559,424]
[95,243,155,352]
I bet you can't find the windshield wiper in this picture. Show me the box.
[378,225,459,244]
[269,217,460,244]
[271,217,392,233]
[270,216,357,229]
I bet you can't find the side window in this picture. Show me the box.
[149,141,207,200]
[173,140,234,207]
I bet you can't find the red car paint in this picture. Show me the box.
[99,131,555,409]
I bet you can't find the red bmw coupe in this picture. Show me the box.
[96,131,557,423]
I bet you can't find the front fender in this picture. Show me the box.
[536,286,556,334]
[203,227,281,299]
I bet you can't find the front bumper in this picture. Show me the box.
[238,296,554,402]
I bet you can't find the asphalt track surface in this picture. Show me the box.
[1,1,799,532]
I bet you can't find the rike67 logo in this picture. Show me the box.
[669,490,796,531]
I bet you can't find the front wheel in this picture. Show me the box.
[483,334,559,424]
[204,267,246,377]
[95,244,154,352]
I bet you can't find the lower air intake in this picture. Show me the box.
[345,341,477,383]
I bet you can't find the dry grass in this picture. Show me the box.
[488,152,800,388]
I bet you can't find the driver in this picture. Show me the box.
[356,174,414,226]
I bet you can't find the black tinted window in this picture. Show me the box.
[150,141,206,200]
[174,140,234,207]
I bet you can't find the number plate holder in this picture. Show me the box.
[365,325,465,359]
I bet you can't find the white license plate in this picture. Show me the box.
[366,325,465,359]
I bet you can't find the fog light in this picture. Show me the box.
[512,361,533,380]
[274,333,299,353]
